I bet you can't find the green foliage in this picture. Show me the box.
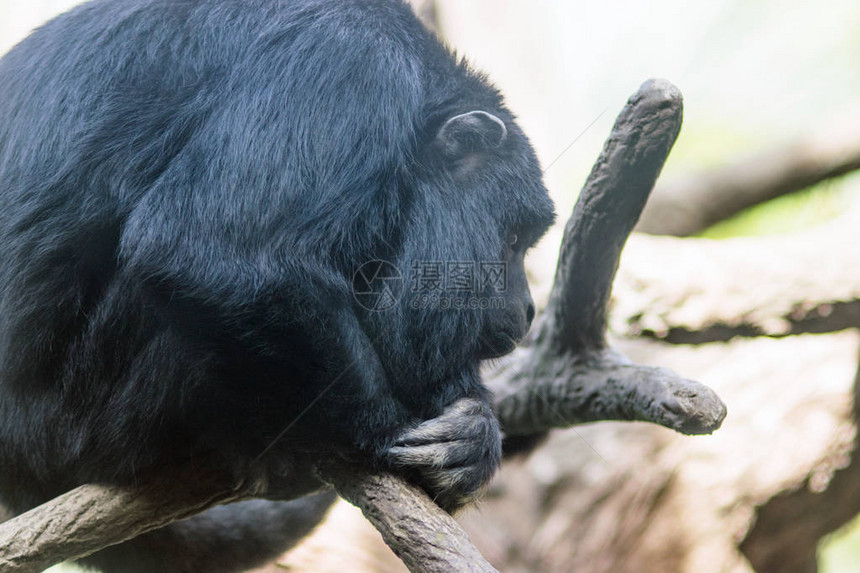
[820,514,860,573]
[666,121,764,174]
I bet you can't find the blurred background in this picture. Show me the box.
[430,0,860,237]
[2,1,859,571]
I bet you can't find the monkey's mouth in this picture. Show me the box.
[476,332,519,360]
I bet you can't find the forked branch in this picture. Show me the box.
[492,79,726,439]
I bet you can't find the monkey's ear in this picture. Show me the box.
[436,111,507,158]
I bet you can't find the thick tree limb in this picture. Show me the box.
[491,346,725,437]
[458,332,860,573]
[0,79,726,572]
[636,119,860,236]
[612,214,860,344]
[0,468,494,573]
[0,470,246,572]
[323,468,497,573]
[547,79,683,353]
[493,79,726,439]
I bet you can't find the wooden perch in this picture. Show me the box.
[324,468,498,573]
[0,469,245,572]
[636,118,860,236]
[459,332,860,573]
[611,213,860,344]
[492,79,726,439]
[0,468,494,573]
[0,79,726,573]
[548,79,684,353]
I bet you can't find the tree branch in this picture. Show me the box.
[636,119,860,236]
[611,214,860,344]
[323,468,498,573]
[0,469,246,572]
[547,78,683,353]
[491,346,725,437]
[456,332,860,573]
[492,79,726,439]
[0,468,496,573]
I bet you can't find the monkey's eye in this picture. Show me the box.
[508,233,518,247]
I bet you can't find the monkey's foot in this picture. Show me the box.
[387,398,502,512]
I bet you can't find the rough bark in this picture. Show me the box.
[636,119,860,236]
[0,468,494,573]
[457,332,860,573]
[326,469,498,573]
[0,79,727,573]
[0,469,246,572]
[548,79,683,353]
[492,79,726,439]
[611,213,860,344]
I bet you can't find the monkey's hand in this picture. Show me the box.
[386,397,502,513]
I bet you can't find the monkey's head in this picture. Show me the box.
[384,106,555,369]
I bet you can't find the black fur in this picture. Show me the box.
[0,0,555,570]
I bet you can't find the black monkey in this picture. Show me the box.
[0,0,555,571]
